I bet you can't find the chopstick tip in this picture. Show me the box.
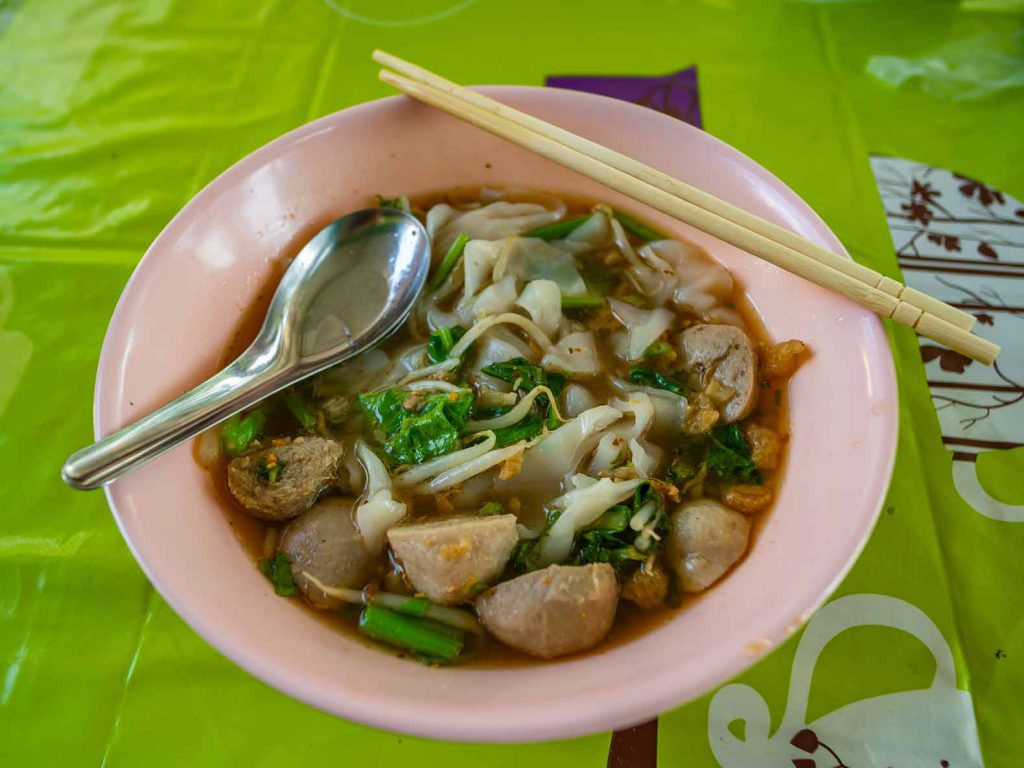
[373,49,401,68]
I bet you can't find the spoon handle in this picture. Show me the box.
[62,357,289,490]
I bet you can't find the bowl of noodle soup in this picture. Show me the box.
[96,87,897,741]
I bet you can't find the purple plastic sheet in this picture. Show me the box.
[546,68,702,128]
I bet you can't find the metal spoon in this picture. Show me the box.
[62,208,430,490]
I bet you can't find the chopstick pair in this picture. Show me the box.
[373,50,1000,365]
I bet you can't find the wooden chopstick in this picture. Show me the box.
[374,50,974,334]
[375,56,1000,365]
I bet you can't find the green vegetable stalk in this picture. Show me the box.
[284,388,316,431]
[426,325,467,363]
[220,407,267,456]
[614,209,664,241]
[255,455,282,484]
[429,232,469,290]
[525,215,590,240]
[392,596,431,617]
[259,553,296,597]
[587,505,631,533]
[561,294,605,309]
[359,604,464,661]
[628,366,686,396]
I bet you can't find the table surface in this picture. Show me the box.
[1,1,1022,766]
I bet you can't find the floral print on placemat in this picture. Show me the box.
[870,156,1024,521]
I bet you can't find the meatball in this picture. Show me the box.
[476,564,618,659]
[228,436,344,520]
[666,499,750,592]
[387,515,518,604]
[279,497,378,608]
[680,324,757,423]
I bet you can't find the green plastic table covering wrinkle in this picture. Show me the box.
[1,1,1022,766]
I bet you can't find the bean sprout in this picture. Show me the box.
[464,385,564,431]
[394,432,496,487]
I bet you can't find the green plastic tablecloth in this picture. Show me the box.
[2,1,1023,765]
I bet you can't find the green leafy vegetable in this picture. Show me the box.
[670,423,761,487]
[525,215,590,240]
[377,194,410,212]
[632,482,659,513]
[628,366,686,396]
[482,357,565,431]
[429,232,469,290]
[573,486,663,568]
[259,553,296,597]
[575,533,646,567]
[511,539,541,573]
[220,407,267,456]
[614,209,664,241]
[705,424,761,484]
[492,410,544,447]
[587,504,632,534]
[358,389,407,434]
[666,458,699,486]
[478,501,505,516]
[426,325,467,363]
[358,389,474,466]
[469,403,511,421]
[358,604,464,661]
[383,403,462,464]
[482,358,566,395]
[561,293,605,309]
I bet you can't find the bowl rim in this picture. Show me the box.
[97,85,898,742]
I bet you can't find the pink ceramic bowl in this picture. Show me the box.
[97,88,897,742]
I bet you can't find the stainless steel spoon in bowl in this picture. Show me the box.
[62,208,430,490]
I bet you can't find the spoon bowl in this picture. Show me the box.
[61,207,429,490]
